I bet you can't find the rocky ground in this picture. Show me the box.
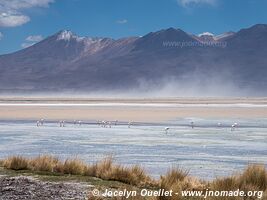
[0,176,89,200]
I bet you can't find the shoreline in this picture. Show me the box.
[0,98,267,122]
[1,106,267,122]
[1,97,267,104]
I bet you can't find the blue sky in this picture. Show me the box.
[0,0,266,54]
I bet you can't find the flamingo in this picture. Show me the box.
[40,119,44,126]
[59,120,65,127]
[101,120,106,128]
[165,127,169,134]
[114,120,118,126]
[190,121,194,129]
[231,124,235,131]
[231,122,238,131]
[128,121,132,128]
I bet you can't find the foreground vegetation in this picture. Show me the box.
[0,155,153,187]
[0,155,266,199]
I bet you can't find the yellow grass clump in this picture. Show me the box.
[109,164,151,186]
[159,167,204,200]
[1,155,266,200]
[157,165,267,200]
[0,155,152,187]
[240,164,267,191]
[209,164,266,200]
[3,156,29,170]
[95,156,114,179]
[29,155,59,172]
[63,158,86,175]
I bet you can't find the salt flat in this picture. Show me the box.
[0,118,266,180]
[0,97,266,179]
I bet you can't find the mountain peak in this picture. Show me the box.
[142,27,192,40]
[56,30,84,41]
[133,27,196,51]
[161,27,187,34]
[165,27,179,32]
[238,24,267,35]
[250,24,267,30]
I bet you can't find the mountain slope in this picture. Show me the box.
[0,24,267,96]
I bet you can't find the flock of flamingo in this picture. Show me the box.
[164,121,239,133]
[36,118,239,133]
[37,119,133,128]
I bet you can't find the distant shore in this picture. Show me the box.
[0,97,267,122]
[1,97,267,104]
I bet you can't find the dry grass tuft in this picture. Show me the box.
[209,164,267,200]
[84,163,98,177]
[3,156,29,170]
[158,167,196,200]
[91,156,152,186]
[63,158,86,175]
[211,164,267,191]
[29,155,59,172]
[211,176,239,191]
[109,164,152,186]
[1,155,267,200]
[95,156,114,179]
[127,165,150,186]
[160,167,189,187]
[240,164,267,191]
[1,155,152,187]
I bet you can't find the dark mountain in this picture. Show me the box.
[133,28,195,51]
[0,24,267,96]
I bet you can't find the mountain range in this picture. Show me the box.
[0,24,267,96]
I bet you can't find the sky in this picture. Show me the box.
[0,0,266,54]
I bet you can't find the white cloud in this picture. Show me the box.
[21,34,43,48]
[178,0,216,7]
[116,19,128,24]
[0,12,30,27]
[0,0,54,10]
[21,42,35,48]
[0,32,3,40]
[26,35,43,42]
[0,0,54,27]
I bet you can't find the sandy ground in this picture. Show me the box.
[0,97,267,122]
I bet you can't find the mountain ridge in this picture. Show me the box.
[0,24,267,96]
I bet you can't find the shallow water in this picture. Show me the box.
[0,118,266,180]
